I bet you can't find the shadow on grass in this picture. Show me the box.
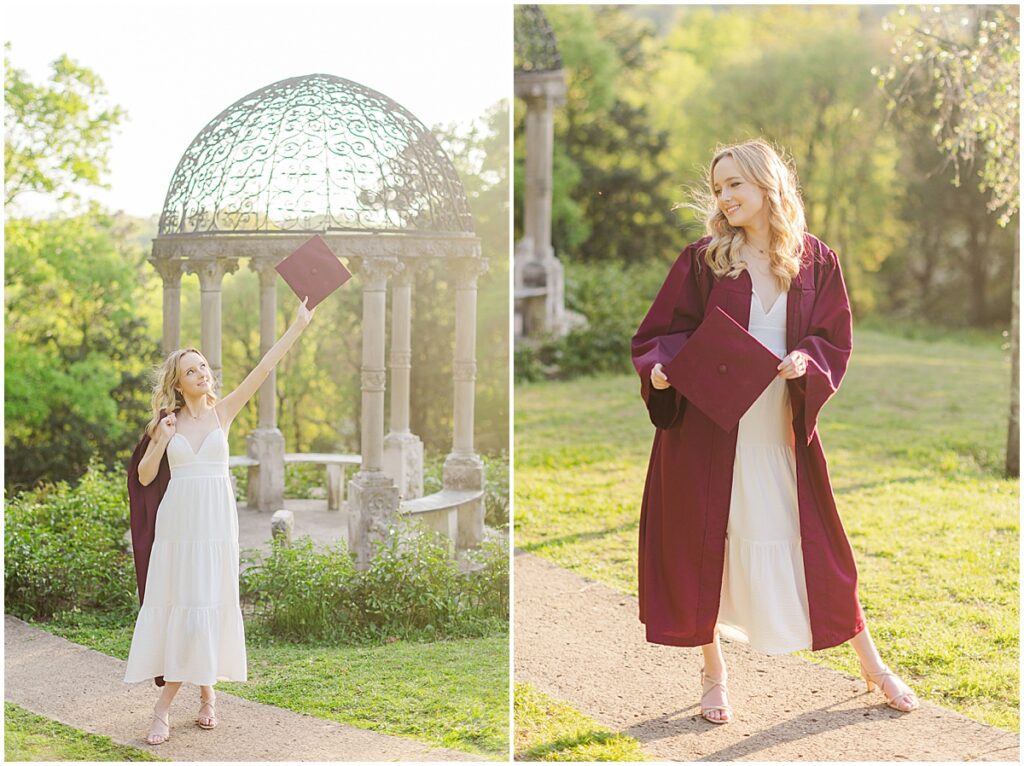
[516,729,636,761]
[516,519,639,553]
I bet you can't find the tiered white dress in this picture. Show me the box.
[123,414,247,685]
[716,289,814,655]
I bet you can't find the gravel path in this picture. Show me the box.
[4,615,479,762]
[514,552,1019,762]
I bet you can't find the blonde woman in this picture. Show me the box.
[631,139,919,723]
[124,297,314,744]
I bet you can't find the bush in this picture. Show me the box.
[241,521,509,643]
[515,257,670,382]
[4,458,136,621]
[238,537,358,642]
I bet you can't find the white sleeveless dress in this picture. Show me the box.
[123,414,247,685]
[716,289,814,654]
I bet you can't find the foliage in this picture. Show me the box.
[4,210,159,493]
[4,44,126,209]
[516,6,680,264]
[514,257,669,382]
[879,5,1019,226]
[240,523,509,643]
[515,5,1015,330]
[4,458,136,621]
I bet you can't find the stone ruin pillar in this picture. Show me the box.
[383,261,424,499]
[515,70,567,339]
[245,259,285,511]
[348,256,402,567]
[443,256,488,548]
[188,258,239,391]
[154,258,184,355]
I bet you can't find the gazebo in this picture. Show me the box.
[151,73,487,565]
[514,5,569,340]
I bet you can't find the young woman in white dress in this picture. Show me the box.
[128,296,314,745]
[650,141,919,723]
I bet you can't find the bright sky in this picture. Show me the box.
[6,0,510,218]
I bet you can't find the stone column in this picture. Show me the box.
[245,259,285,511]
[523,93,556,264]
[187,257,239,391]
[443,256,488,548]
[348,256,402,567]
[383,261,424,499]
[514,71,567,339]
[152,258,184,355]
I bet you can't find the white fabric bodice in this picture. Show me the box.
[166,427,229,478]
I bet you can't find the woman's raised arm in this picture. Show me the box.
[217,297,315,425]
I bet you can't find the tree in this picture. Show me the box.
[880,5,1020,476]
[4,210,160,491]
[4,44,126,209]
[517,5,681,264]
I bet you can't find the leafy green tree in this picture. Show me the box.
[5,210,160,491]
[516,6,680,264]
[879,4,1020,476]
[4,44,126,209]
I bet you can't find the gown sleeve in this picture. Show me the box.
[790,245,853,445]
[631,243,709,429]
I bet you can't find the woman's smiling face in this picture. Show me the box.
[176,352,211,397]
[712,154,767,230]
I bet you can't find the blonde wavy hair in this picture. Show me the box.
[688,139,807,290]
[145,347,218,438]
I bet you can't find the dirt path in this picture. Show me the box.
[514,552,1019,762]
[4,615,479,762]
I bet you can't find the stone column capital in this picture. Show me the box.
[186,257,240,290]
[150,257,185,286]
[248,257,281,288]
[394,258,420,288]
[354,256,403,287]
[452,257,489,289]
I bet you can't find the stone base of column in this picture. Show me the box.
[347,470,400,568]
[246,428,285,511]
[383,432,424,499]
[443,453,485,549]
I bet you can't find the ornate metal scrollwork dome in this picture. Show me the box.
[158,73,474,236]
[514,5,563,73]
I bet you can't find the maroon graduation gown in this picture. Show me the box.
[631,233,866,650]
[126,407,173,686]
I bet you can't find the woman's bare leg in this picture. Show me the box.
[197,684,217,728]
[699,626,731,721]
[147,681,182,744]
[848,623,919,711]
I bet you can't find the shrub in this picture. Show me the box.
[238,537,358,642]
[4,457,136,621]
[515,257,670,382]
[241,521,509,643]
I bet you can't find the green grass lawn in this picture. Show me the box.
[4,702,164,762]
[515,326,1018,732]
[514,683,645,761]
[34,619,508,759]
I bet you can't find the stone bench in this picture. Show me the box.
[229,453,361,510]
[400,488,485,549]
[514,286,549,299]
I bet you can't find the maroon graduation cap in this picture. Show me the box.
[275,234,353,309]
[662,306,782,432]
